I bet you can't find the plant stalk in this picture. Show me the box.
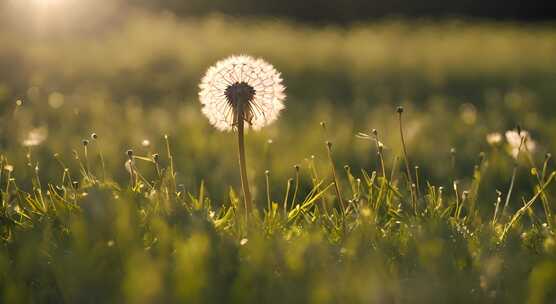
[237,110,253,214]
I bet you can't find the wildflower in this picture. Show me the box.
[356,131,387,151]
[3,165,14,172]
[199,55,286,131]
[505,130,536,159]
[486,132,503,146]
[198,55,286,214]
[22,127,48,147]
[141,139,151,148]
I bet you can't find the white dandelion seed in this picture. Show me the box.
[198,55,286,131]
[505,130,536,159]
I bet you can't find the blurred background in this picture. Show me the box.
[1,0,556,207]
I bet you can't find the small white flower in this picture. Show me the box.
[505,130,536,159]
[199,55,286,131]
[486,132,502,146]
[22,127,48,147]
[141,139,151,148]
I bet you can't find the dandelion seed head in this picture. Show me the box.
[22,127,48,147]
[199,55,286,131]
[486,132,503,146]
[505,129,536,159]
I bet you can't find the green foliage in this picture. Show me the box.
[1,13,556,303]
[1,121,556,303]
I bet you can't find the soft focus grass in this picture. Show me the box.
[1,11,556,303]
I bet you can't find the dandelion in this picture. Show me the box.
[199,55,286,213]
[199,55,285,131]
[22,127,48,147]
[486,132,503,146]
[356,131,387,149]
[505,130,536,159]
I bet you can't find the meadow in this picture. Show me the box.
[1,11,556,303]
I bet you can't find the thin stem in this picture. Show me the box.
[415,166,422,200]
[265,170,271,212]
[453,180,460,217]
[321,122,344,214]
[96,140,107,182]
[502,134,525,217]
[397,109,416,211]
[524,147,552,228]
[84,144,90,181]
[492,190,502,225]
[308,155,329,216]
[283,178,292,216]
[237,113,253,214]
[164,135,177,198]
[326,141,345,213]
[292,165,300,206]
[373,130,387,210]
[502,166,518,216]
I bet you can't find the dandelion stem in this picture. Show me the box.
[237,111,253,215]
[84,145,90,180]
[96,140,106,182]
[292,165,300,206]
[502,133,525,217]
[283,178,292,216]
[502,165,518,216]
[373,130,387,210]
[492,190,502,225]
[326,141,345,214]
[397,107,416,212]
[308,156,329,216]
[265,170,271,212]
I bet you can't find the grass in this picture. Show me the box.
[2,11,556,303]
[2,107,556,303]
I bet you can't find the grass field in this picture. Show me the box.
[2,11,556,303]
